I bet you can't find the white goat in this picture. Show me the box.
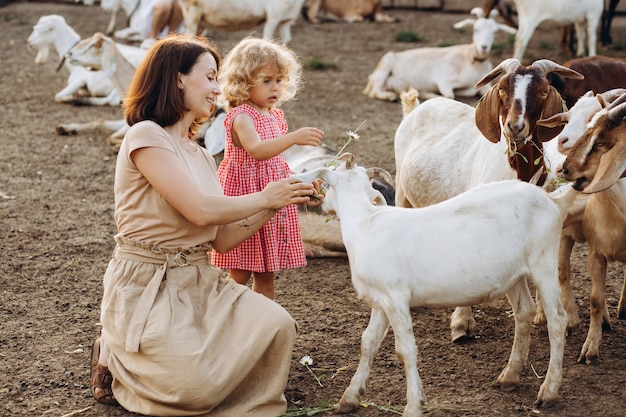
[512,0,603,60]
[394,59,584,342]
[178,0,306,44]
[27,14,147,106]
[363,7,516,101]
[27,15,116,105]
[292,154,571,417]
[80,0,140,37]
[306,0,397,24]
[56,32,144,148]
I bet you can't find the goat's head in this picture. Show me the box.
[65,32,109,70]
[28,15,66,64]
[560,92,626,193]
[291,153,389,216]
[474,58,583,183]
[453,8,517,61]
[537,88,626,155]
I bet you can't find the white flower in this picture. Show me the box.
[346,130,360,141]
[299,355,314,366]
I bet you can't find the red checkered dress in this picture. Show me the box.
[211,104,307,272]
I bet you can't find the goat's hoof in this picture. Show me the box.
[577,353,599,365]
[336,402,358,414]
[55,126,75,136]
[451,328,475,344]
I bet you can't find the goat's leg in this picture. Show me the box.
[54,80,87,103]
[513,20,539,61]
[338,306,390,414]
[276,22,292,46]
[586,15,599,56]
[579,248,609,364]
[450,306,476,343]
[533,269,567,408]
[105,11,117,36]
[574,22,587,57]
[306,0,322,23]
[263,18,281,41]
[617,270,626,319]
[56,118,126,136]
[385,302,424,417]
[534,234,581,332]
[498,280,534,391]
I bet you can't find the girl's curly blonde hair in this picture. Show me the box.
[220,36,302,110]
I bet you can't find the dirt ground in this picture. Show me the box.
[2,1,626,416]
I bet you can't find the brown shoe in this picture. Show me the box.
[90,337,118,405]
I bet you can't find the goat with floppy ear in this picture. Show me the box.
[474,58,584,144]
[561,92,626,193]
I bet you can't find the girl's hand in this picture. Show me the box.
[292,127,324,146]
[262,178,316,209]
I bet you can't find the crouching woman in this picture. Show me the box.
[90,33,319,416]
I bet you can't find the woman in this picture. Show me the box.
[90,33,318,416]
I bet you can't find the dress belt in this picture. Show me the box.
[112,237,211,353]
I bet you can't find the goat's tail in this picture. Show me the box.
[400,87,420,117]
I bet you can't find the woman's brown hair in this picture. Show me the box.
[123,33,221,139]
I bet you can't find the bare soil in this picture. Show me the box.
[2,1,626,416]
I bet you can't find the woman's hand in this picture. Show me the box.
[262,178,316,209]
[304,179,325,207]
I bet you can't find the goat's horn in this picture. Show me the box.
[598,88,626,104]
[366,167,395,186]
[532,59,584,80]
[337,152,356,168]
[475,58,520,88]
[607,96,626,122]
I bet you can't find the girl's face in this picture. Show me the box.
[248,64,283,113]
[179,52,221,119]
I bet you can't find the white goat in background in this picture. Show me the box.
[363,7,516,101]
[512,0,603,60]
[28,15,116,105]
[28,14,146,106]
[56,32,144,148]
[293,154,572,417]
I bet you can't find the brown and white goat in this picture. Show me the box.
[535,90,626,364]
[395,58,583,342]
[561,92,626,193]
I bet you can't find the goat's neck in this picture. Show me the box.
[332,187,379,246]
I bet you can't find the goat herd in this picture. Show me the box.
[9,0,626,416]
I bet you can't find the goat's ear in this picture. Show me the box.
[537,112,568,129]
[583,145,626,193]
[498,23,517,35]
[536,86,566,142]
[475,86,502,143]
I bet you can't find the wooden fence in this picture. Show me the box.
[12,0,626,13]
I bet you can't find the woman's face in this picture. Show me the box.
[179,52,221,119]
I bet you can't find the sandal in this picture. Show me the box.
[91,337,118,405]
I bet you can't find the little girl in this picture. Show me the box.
[211,36,325,299]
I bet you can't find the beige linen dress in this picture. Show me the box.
[100,121,297,416]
